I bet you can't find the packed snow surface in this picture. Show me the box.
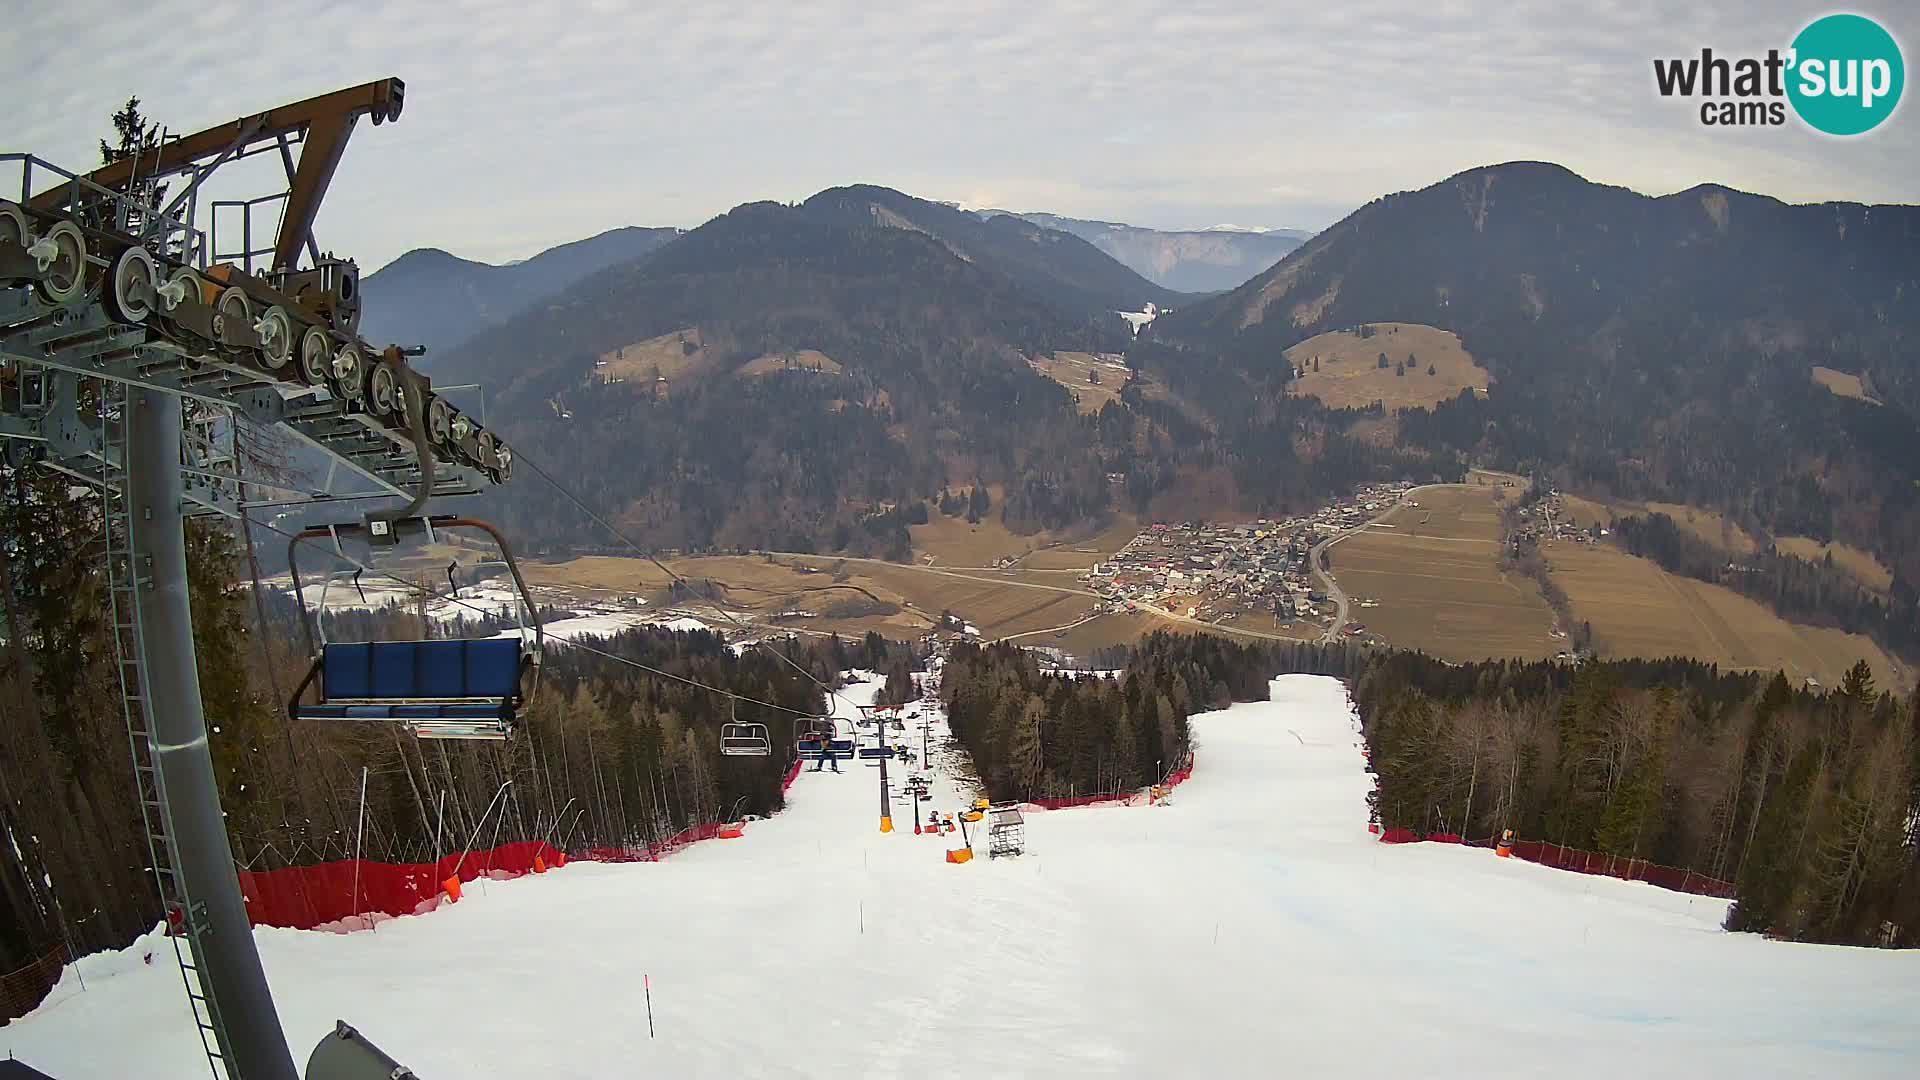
[9,676,1917,1077]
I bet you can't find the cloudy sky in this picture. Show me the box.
[6,1,1914,271]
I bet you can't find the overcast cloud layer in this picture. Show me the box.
[5,1,1915,271]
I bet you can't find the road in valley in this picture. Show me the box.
[1308,485,1442,643]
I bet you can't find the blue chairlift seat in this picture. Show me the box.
[856,745,895,760]
[796,737,856,760]
[291,639,527,740]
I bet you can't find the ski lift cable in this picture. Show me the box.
[510,449,868,716]
[244,515,824,720]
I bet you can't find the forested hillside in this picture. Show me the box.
[454,201,1142,555]
[1143,162,1920,602]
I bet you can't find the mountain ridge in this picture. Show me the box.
[358,225,683,361]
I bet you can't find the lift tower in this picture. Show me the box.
[2,80,518,1079]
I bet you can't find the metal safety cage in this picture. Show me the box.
[988,807,1026,859]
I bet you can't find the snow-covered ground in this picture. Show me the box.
[9,676,1918,1077]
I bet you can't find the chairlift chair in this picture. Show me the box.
[285,515,542,741]
[720,700,772,756]
[721,724,772,756]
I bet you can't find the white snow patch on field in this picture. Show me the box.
[8,676,1918,1077]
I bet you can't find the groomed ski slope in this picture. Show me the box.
[9,675,1918,1077]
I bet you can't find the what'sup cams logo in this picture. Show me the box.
[1654,13,1904,134]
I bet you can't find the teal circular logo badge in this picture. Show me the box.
[1787,14,1904,135]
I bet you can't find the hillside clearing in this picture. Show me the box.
[738,349,843,377]
[1556,495,1762,555]
[908,502,1136,569]
[1544,541,1910,692]
[1284,322,1490,412]
[1557,496,1893,595]
[1029,351,1132,413]
[1810,365,1881,405]
[1770,537,1895,594]
[595,327,709,384]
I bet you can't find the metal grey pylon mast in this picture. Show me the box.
[3,78,517,1078]
[128,387,293,1076]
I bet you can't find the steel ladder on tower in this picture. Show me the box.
[97,380,234,1079]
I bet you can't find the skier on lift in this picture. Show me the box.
[811,724,841,773]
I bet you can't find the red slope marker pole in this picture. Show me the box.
[645,974,655,1039]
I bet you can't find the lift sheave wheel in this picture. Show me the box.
[32,221,88,304]
[254,306,294,370]
[298,326,333,385]
[367,360,399,415]
[214,286,252,346]
[331,344,367,402]
[0,202,31,256]
[160,265,203,313]
[108,246,158,324]
[427,395,452,445]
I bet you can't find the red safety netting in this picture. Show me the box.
[239,762,819,933]
[0,946,67,1025]
[1506,839,1736,898]
[1375,830,1734,898]
[244,758,811,933]
[239,839,566,931]
[579,821,729,864]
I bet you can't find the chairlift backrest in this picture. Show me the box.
[796,737,855,760]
